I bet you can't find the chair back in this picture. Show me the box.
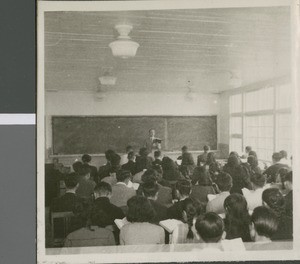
[51,211,74,247]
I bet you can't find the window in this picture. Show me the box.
[229,83,292,161]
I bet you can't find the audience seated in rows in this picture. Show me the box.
[81,154,98,183]
[101,154,122,186]
[162,156,183,183]
[246,155,262,174]
[120,145,134,166]
[76,164,96,201]
[121,151,136,175]
[204,152,220,179]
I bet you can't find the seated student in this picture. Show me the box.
[249,206,279,250]
[242,173,266,211]
[206,172,232,215]
[64,204,116,247]
[101,153,122,186]
[51,173,82,212]
[283,171,293,218]
[167,180,192,220]
[262,188,293,240]
[162,156,184,183]
[140,169,173,207]
[246,155,262,174]
[76,164,96,201]
[135,147,154,173]
[120,196,165,245]
[110,170,136,208]
[279,150,291,166]
[223,194,252,242]
[121,151,136,176]
[241,146,252,159]
[195,212,226,251]
[93,182,125,226]
[190,167,216,207]
[179,146,196,177]
[263,152,290,184]
[197,145,210,166]
[204,152,220,179]
[120,145,134,166]
[72,161,83,174]
[98,149,116,180]
[152,150,163,167]
[81,154,98,183]
[141,182,168,223]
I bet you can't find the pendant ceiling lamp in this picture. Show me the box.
[109,24,139,59]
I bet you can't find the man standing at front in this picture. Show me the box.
[144,128,161,154]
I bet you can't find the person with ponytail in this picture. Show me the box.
[262,188,293,240]
[223,193,251,242]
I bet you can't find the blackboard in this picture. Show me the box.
[52,116,217,154]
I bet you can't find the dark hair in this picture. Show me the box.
[149,128,155,133]
[64,173,79,189]
[229,151,239,158]
[278,167,290,188]
[248,151,257,158]
[216,172,232,192]
[176,180,191,196]
[227,155,240,168]
[245,146,252,152]
[247,155,258,168]
[127,151,135,160]
[81,154,92,163]
[279,150,288,159]
[161,156,176,170]
[284,171,293,183]
[72,161,83,173]
[206,152,216,165]
[105,149,116,161]
[154,150,161,158]
[127,196,155,223]
[142,182,159,198]
[116,170,131,182]
[110,153,121,167]
[196,212,224,243]
[181,146,188,152]
[90,206,111,228]
[262,188,285,221]
[194,167,212,186]
[251,206,279,238]
[139,147,149,157]
[94,182,112,196]
[272,152,282,162]
[250,173,266,188]
[126,145,133,152]
[203,145,210,151]
[141,169,159,184]
[181,198,199,240]
[78,163,91,176]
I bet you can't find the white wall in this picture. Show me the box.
[45,90,219,162]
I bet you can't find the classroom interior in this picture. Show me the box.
[43,3,294,255]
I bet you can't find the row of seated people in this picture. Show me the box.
[50,161,293,248]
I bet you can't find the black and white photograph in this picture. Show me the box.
[37,0,300,263]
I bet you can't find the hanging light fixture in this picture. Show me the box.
[109,24,139,59]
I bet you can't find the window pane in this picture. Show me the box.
[244,87,274,112]
[229,94,242,113]
[230,138,242,154]
[276,84,292,109]
[230,117,242,134]
[276,113,292,157]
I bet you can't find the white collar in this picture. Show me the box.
[66,190,76,194]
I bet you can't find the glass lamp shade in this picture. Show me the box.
[109,39,139,59]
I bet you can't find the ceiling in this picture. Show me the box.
[44,7,291,94]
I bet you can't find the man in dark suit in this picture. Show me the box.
[98,149,115,180]
[152,150,163,167]
[121,151,136,175]
[82,154,98,183]
[141,182,168,223]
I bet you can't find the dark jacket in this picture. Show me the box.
[263,163,290,183]
[87,164,98,183]
[51,192,83,212]
[149,199,168,223]
[121,160,136,175]
[98,163,112,180]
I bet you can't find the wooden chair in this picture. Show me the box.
[50,211,74,247]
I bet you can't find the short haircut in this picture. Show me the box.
[110,153,121,166]
[195,212,224,243]
[176,180,191,196]
[105,149,116,161]
[154,150,161,158]
[229,151,239,157]
[279,150,288,159]
[64,173,79,189]
[142,182,159,198]
[262,188,285,209]
[247,155,258,168]
[127,151,135,160]
[245,146,252,152]
[181,145,188,152]
[72,161,83,173]
[90,205,112,228]
[203,145,210,151]
[139,147,149,156]
[272,152,282,162]
[116,170,131,182]
[94,182,112,196]
[141,169,159,184]
[126,145,133,152]
[216,172,232,192]
[78,163,91,176]
[194,167,212,186]
[250,173,266,188]
[149,128,155,133]
[248,151,257,158]
[251,206,279,238]
[127,196,155,223]
[81,154,92,163]
[284,171,293,183]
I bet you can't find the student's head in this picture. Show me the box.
[176,180,192,199]
[272,152,282,164]
[277,167,290,187]
[227,155,240,167]
[195,212,225,243]
[262,188,285,216]
[247,155,258,168]
[116,170,132,184]
[149,128,155,137]
[79,163,91,178]
[127,196,155,223]
[283,171,293,191]
[224,193,249,219]
[279,150,288,159]
[245,146,252,153]
[142,182,159,200]
[250,206,279,241]
[161,156,176,171]
[194,167,212,186]
[90,206,111,228]
[105,149,116,162]
[81,154,92,164]
[250,173,266,189]
[154,150,162,159]
[127,151,135,161]
[126,145,133,153]
[64,173,79,190]
[139,147,149,157]
[248,151,257,159]
[215,172,232,192]
[206,152,216,164]
[94,182,112,199]
[181,145,188,153]
[229,151,239,158]
[72,161,83,173]
[203,145,210,152]
[141,169,159,184]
